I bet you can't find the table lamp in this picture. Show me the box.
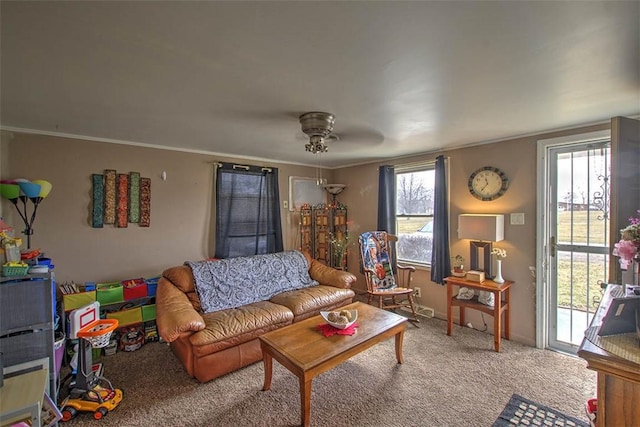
[458,214,504,278]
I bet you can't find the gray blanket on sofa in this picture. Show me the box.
[186,250,318,313]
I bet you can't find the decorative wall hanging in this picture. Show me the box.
[139,177,151,227]
[91,174,104,228]
[116,173,129,228]
[104,169,117,224]
[90,170,151,228]
[128,172,140,223]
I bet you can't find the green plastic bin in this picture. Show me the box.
[96,282,124,305]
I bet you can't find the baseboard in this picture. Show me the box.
[400,305,435,318]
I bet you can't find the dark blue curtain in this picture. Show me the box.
[215,163,283,258]
[377,165,397,271]
[377,165,396,234]
[430,155,451,284]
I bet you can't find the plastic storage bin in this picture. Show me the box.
[146,277,159,297]
[122,278,147,300]
[96,282,124,305]
[54,332,65,377]
[106,307,143,326]
[141,304,156,322]
[62,291,96,312]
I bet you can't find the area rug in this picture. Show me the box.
[493,394,589,427]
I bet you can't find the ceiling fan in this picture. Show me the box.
[299,111,339,154]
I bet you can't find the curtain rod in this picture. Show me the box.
[211,161,272,173]
[393,158,446,172]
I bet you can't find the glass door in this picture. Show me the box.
[547,141,610,354]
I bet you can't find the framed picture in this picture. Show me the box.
[288,176,326,211]
[470,241,493,278]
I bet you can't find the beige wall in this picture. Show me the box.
[2,133,328,283]
[334,147,539,341]
[3,123,608,347]
[337,123,608,347]
[0,131,14,219]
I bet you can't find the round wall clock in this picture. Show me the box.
[468,166,509,201]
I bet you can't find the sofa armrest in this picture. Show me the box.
[309,258,357,289]
[156,277,206,343]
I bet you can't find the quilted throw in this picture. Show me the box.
[360,231,397,290]
[187,250,318,313]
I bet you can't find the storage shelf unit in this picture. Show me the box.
[0,273,57,403]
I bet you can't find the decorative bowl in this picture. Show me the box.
[320,309,358,329]
[451,270,467,278]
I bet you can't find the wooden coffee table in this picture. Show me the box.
[259,301,407,427]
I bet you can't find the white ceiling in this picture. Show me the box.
[1,1,639,168]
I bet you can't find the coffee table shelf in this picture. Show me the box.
[259,301,407,427]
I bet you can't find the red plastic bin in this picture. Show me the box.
[121,277,148,300]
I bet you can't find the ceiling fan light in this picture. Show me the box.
[305,135,329,154]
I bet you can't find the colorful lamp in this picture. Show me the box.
[0,179,52,249]
[33,180,53,199]
[0,183,20,201]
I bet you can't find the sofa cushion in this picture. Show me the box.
[189,300,294,355]
[269,285,355,319]
[187,250,318,314]
[308,259,357,289]
[163,265,196,294]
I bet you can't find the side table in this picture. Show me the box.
[445,276,513,352]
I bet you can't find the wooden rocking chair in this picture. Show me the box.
[358,231,419,323]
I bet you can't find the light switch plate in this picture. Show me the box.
[510,213,525,225]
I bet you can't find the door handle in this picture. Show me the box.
[550,236,556,257]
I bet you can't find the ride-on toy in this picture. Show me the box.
[60,302,123,421]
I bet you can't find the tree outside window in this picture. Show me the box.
[395,167,435,264]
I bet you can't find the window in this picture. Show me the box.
[215,163,283,258]
[395,164,436,265]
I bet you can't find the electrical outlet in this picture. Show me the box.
[413,287,421,298]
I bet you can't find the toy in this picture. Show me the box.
[118,324,144,351]
[60,302,123,421]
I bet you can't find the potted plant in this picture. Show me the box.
[451,254,465,276]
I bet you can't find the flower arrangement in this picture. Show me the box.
[451,254,465,272]
[612,209,640,270]
[329,231,353,268]
[491,247,507,260]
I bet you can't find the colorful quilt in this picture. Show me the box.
[359,231,397,290]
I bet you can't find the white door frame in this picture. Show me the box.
[535,129,610,349]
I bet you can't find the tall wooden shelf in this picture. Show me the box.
[298,202,348,269]
[299,207,313,256]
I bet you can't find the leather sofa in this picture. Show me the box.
[156,251,356,382]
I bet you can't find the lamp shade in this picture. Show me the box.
[0,183,20,200]
[458,214,504,242]
[17,181,41,198]
[32,180,52,198]
[324,184,346,195]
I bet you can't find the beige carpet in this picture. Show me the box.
[60,316,596,426]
